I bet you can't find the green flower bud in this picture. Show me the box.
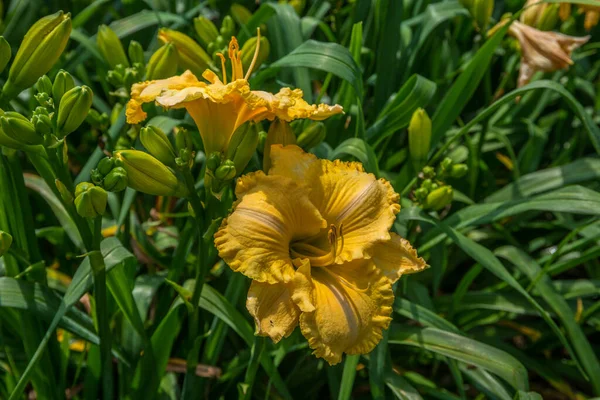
[175,128,193,154]
[128,40,145,65]
[31,113,53,136]
[158,28,215,77]
[257,130,267,154]
[220,16,236,39]
[74,182,108,218]
[414,188,428,202]
[449,164,468,178]
[422,166,435,179]
[226,124,258,174]
[97,157,115,176]
[86,109,108,128]
[107,69,123,87]
[116,150,187,197]
[408,108,431,172]
[297,121,326,150]
[0,37,11,74]
[241,36,270,75]
[103,167,128,192]
[206,152,221,171]
[215,160,236,180]
[115,136,131,150]
[57,86,93,138]
[0,112,42,145]
[536,3,560,31]
[230,4,253,26]
[146,43,178,80]
[472,0,494,31]
[140,125,177,166]
[263,119,296,171]
[52,69,75,107]
[34,92,53,108]
[3,11,72,99]
[0,230,12,257]
[422,179,433,191]
[36,75,53,95]
[97,24,129,69]
[193,16,219,48]
[424,186,453,211]
[55,179,74,203]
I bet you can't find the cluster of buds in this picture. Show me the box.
[74,182,108,218]
[97,25,145,94]
[414,159,467,211]
[91,157,129,192]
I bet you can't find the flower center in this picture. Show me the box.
[216,29,262,84]
[290,223,344,267]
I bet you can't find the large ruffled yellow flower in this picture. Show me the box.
[214,145,427,364]
[126,33,342,155]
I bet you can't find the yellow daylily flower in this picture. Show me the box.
[215,145,427,364]
[506,21,590,87]
[126,31,342,156]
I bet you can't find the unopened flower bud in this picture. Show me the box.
[0,230,12,257]
[74,182,107,218]
[146,43,178,80]
[36,75,53,95]
[414,188,428,202]
[230,4,253,26]
[424,186,454,211]
[103,167,128,192]
[241,36,270,74]
[408,108,431,172]
[175,128,193,154]
[3,11,72,99]
[521,0,543,27]
[226,124,258,174]
[140,125,176,166]
[206,152,221,171]
[215,159,236,181]
[193,16,219,48]
[97,24,129,69]
[449,164,468,178]
[31,113,53,136]
[128,40,145,65]
[0,37,11,74]
[52,69,75,107]
[86,109,108,128]
[55,179,74,203]
[257,130,267,154]
[97,157,115,176]
[422,179,433,191]
[0,112,42,145]
[158,28,214,77]
[536,3,560,31]
[297,121,326,150]
[220,16,236,39]
[57,86,93,138]
[263,119,296,171]
[472,0,494,31]
[422,166,435,179]
[116,150,187,197]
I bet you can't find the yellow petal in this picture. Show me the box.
[252,88,343,122]
[214,171,326,284]
[126,70,202,124]
[290,258,315,312]
[270,145,400,263]
[246,280,299,343]
[371,233,428,284]
[299,259,394,365]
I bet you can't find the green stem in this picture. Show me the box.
[90,217,112,400]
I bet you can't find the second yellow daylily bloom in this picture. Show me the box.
[126,32,342,156]
[215,145,427,364]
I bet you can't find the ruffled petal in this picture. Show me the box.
[214,171,326,284]
[250,89,343,122]
[246,280,299,343]
[371,233,428,283]
[299,259,394,365]
[126,70,202,124]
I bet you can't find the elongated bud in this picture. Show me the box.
[220,16,236,39]
[215,160,236,180]
[0,37,11,74]
[206,152,221,171]
[115,150,187,197]
[36,75,53,95]
[424,186,453,211]
[520,0,544,27]
[263,119,296,171]
[449,164,468,178]
[98,157,116,175]
[52,69,75,107]
[103,167,128,192]
[241,36,270,74]
[146,43,178,80]
[226,124,258,174]
[97,25,129,69]
[55,179,74,203]
[230,4,253,26]
[128,40,145,65]
[3,11,72,98]
[408,108,431,172]
[140,125,177,166]
[193,16,219,48]
[74,182,107,218]
[0,230,12,257]
[158,28,214,77]
[1,112,42,145]
[536,3,560,31]
[472,0,494,31]
[297,121,326,150]
[57,86,93,138]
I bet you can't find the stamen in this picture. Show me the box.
[328,224,337,258]
[216,53,227,84]
[338,223,344,255]
[244,28,262,80]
